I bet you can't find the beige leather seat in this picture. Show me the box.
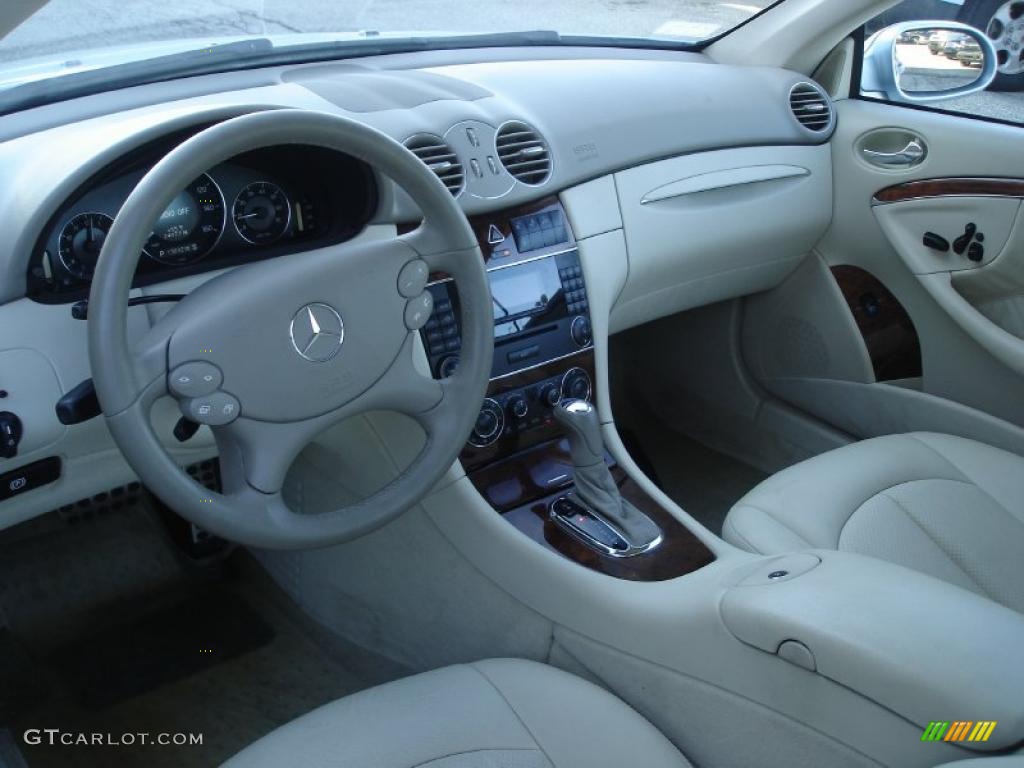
[724,432,1024,613]
[223,658,689,767]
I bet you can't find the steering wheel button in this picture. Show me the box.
[397,260,430,298]
[184,391,240,426]
[404,292,434,330]
[169,361,223,398]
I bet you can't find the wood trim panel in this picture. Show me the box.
[831,265,922,381]
[473,437,716,582]
[874,178,1024,204]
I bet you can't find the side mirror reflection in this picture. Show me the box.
[863,22,998,103]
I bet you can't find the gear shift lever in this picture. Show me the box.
[553,400,624,520]
[552,399,661,556]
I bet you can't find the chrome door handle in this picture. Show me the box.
[861,139,926,168]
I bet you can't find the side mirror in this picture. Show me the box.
[862,21,998,103]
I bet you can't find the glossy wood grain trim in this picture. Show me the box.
[831,265,922,381]
[485,438,715,582]
[873,178,1024,204]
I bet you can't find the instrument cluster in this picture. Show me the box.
[28,138,375,301]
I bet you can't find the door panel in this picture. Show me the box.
[874,188,1024,375]
[744,96,1024,445]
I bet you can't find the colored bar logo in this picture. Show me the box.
[921,721,997,742]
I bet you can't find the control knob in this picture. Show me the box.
[506,393,529,420]
[539,382,561,408]
[560,367,592,402]
[570,315,592,348]
[438,355,460,378]
[468,398,504,448]
[0,411,23,459]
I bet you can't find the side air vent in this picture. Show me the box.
[403,134,465,196]
[496,121,551,185]
[789,82,834,133]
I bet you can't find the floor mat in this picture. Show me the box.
[620,406,768,536]
[0,502,410,768]
[48,588,274,710]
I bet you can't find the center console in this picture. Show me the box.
[419,199,594,459]
[416,197,713,582]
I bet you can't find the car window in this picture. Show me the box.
[0,1,781,85]
[0,0,788,112]
[859,0,1024,125]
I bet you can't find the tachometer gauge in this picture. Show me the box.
[232,181,291,244]
[145,174,225,265]
[58,212,114,280]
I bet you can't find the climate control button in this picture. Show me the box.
[560,367,592,402]
[468,398,504,448]
[506,393,529,420]
[539,383,561,408]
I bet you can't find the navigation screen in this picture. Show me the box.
[490,257,561,337]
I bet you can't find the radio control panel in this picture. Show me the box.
[421,246,592,381]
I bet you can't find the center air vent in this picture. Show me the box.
[789,82,834,133]
[496,121,551,185]
[403,134,465,196]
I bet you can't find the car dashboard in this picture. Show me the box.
[0,46,835,531]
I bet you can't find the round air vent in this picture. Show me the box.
[789,82,834,133]
[495,121,551,185]
[403,134,465,196]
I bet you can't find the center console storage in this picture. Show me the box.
[721,551,1024,751]
[415,198,714,582]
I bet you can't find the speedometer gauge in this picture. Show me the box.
[58,212,113,280]
[232,181,291,244]
[145,173,225,265]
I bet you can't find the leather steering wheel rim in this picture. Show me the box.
[88,109,492,549]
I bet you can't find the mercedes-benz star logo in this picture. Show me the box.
[289,303,344,362]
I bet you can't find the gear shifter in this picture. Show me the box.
[552,399,661,556]
[553,400,622,519]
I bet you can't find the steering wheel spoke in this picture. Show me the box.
[212,415,334,496]
[133,321,174,389]
[367,334,445,413]
[400,218,477,265]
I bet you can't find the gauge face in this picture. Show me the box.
[145,174,225,265]
[58,212,114,280]
[232,181,291,245]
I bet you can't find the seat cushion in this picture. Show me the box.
[723,432,1024,613]
[222,658,690,768]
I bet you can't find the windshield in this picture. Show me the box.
[0,1,778,70]
[0,0,782,112]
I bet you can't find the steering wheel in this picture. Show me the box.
[88,110,492,549]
